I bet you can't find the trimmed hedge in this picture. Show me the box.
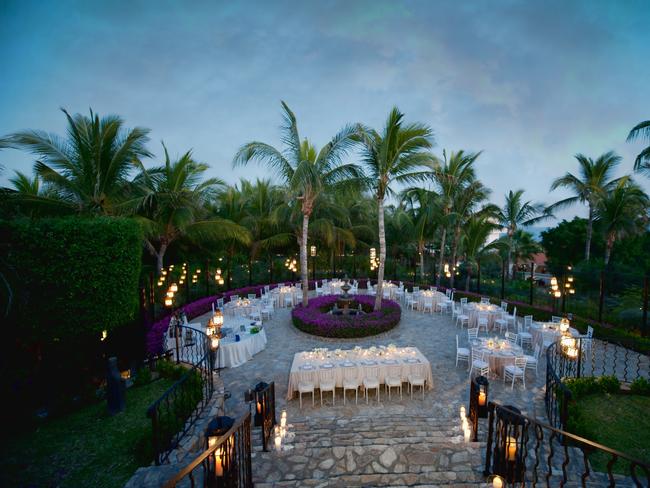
[291,294,401,338]
[2,217,142,340]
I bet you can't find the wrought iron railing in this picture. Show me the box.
[484,402,650,487]
[255,381,276,451]
[545,335,650,430]
[147,323,214,465]
[162,412,253,488]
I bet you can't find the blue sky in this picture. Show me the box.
[1,0,649,221]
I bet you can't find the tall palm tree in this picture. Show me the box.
[430,150,479,286]
[133,144,250,272]
[496,189,547,279]
[595,179,649,265]
[233,102,361,305]
[400,187,438,282]
[549,151,622,260]
[3,108,151,214]
[627,120,650,174]
[357,107,434,310]
[461,216,499,291]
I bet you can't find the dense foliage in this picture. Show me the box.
[291,294,401,338]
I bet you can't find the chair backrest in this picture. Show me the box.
[506,332,518,345]
[248,294,256,300]
[264,285,270,293]
[524,315,533,327]
[217,298,224,307]
[450,291,454,301]
[388,364,402,378]
[343,365,358,381]
[460,297,468,305]
[278,283,284,287]
[500,301,508,311]
[413,286,420,293]
[410,363,425,378]
[480,297,490,304]
[445,289,451,298]
[478,312,488,323]
[551,316,561,323]
[587,325,594,338]
[472,349,485,362]
[456,335,462,349]
[365,366,380,379]
[468,328,478,340]
[515,357,527,369]
[366,281,372,289]
[517,323,524,333]
[230,294,239,302]
[431,286,437,292]
[533,344,541,359]
[320,367,335,381]
[295,283,302,289]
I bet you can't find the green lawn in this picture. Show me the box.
[1,378,174,488]
[576,394,650,474]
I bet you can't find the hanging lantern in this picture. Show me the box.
[490,405,525,483]
[170,283,178,293]
[310,245,317,257]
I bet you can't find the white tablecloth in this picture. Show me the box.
[466,303,501,329]
[530,322,580,349]
[471,338,523,377]
[287,346,433,400]
[217,327,267,368]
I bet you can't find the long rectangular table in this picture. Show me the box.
[287,346,433,400]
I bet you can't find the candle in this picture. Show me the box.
[274,435,282,451]
[215,447,223,476]
[478,391,486,406]
[506,436,517,461]
[281,410,287,419]
[280,426,286,439]
[460,406,466,418]
[464,428,471,442]
[492,475,504,488]
[280,417,287,428]
[256,401,262,414]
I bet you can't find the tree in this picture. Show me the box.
[496,189,547,279]
[540,217,605,268]
[233,102,361,305]
[461,216,499,291]
[595,179,649,265]
[3,108,151,214]
[357,107,434,310]
[549,151,622,260]
[627,120,650,174]
[400,187,438,282]
[430,150,478,286]
[132,144,250,272]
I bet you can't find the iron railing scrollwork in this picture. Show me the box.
[163,412,253,488]
[484,402,650,487]
[545,335,650,431]
[256,381,277,451]
[147,323,215,465]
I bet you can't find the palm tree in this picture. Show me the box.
[549,151,622,260]
[233,102,361,305]
[357,107,434,310]
[3,108,151,214]
[627,120,650,173]
[461,216,499,291]
[400,187,438,282]
[496,189,547,279]
[430,150,479,286]
[133,144,250,272]
[595,179,649,265]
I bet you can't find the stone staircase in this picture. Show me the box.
[251,414,488,487]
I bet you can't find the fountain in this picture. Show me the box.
[332,277,364,316]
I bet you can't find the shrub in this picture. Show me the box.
[630,377,650,396]
[291,294,401,338]
[597,375,621,394]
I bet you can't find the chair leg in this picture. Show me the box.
[299,392,302,409]
[312,391,315,406]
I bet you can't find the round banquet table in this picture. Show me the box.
[530,322,580,349]
[471,338,524,377]
[466,303,501,329]
[415,290,446,309]
[272,286,299,307]
[217,324,267,368]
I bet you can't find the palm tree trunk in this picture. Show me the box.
[477,259,482,293]
[301,213,310,305]
[604,233,615,265]
[419,243,425,284]
[449,226,461,288]
[375,197,386,311]
[436,227,447,286]
[145,240,167,275]
[507,231,514,280]
[585,204,594,261]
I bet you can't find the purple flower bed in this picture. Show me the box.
[145,281,317,356]
[291,294,401,338]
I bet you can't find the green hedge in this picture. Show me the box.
[2,217,142,340]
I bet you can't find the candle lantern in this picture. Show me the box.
[491,404,525,483]
[310,245,317,257]
[468,375,489,442]
[253,381,270,427]
[205,416,235,485]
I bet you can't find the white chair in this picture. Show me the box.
[436,299,451,314]
[477,312,489,334]
[551,316,562,323]
[298,371,316,408]
[319,368,336,406]
[342,365,360,405]
[517,323,533,350]
[261,300,274,320]
[249,306,262,322]
[315,283,323,296]
[506,307,517,329]
[504,357,527,389]
[367,282,376,296]
[460,297,468,306]
[230,294,239,302]
[405,292,418,311]
[217,298,224,308]
[422,297,434,314]
[431,286,438,292]
[385,364,403,400]
[248,293,256,300]
[456,307,469,329]
[452,302,461,320]
[283,294,294,308]
[264,285,270,294]
[505,331,518,346]
[524,315,533,328]
[480,297,490,304]
[445,288,451,298]
[363,366,381,404]
[456,335,470,368]
[413,286,420,293]
[469,350,489,378]
[468,328,479,341]
[524,345,540,377]
[495,312,508,334]
[500,301,508,311]
[407,364,427,399]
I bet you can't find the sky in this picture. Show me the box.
[1,0,649,222]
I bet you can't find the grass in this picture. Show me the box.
[0,378,174,488]
[576,394,650,475]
